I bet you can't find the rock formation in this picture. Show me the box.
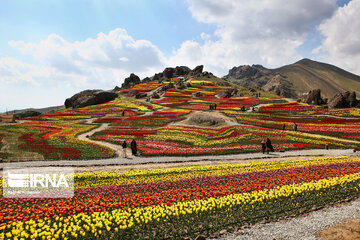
[65,90,118,109]
[328,91,359,108]
[121,73,141,89]
[127,90,147,99]
[14,111,41,119]
[303,89,325,105]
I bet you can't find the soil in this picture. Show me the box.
[317,218,360,240]
[168,110,239,127]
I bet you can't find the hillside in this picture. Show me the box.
[225,58,360,99]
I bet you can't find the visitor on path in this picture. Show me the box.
[131,139,137,156]
[282,124,286,130]
[122,140,128,158]
[293,123,298,131]
[261,139,266,154]
[122,110,125,117]
[214,104,217,110]
[266,138,274,154]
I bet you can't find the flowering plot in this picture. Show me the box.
[120,83,162,93]
[94,109,190,127]
[260,102,314,113]
[91,123,359,156]
[17,121,114,159]
[154,96,267,111]
[225,111,360,142]
[1,156,360,239]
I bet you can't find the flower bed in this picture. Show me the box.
[17,121,114,159]
[1,157,360,239]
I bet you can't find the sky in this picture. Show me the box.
[0,0,358,112]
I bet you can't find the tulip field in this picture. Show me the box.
[1,79,360,160]
[1,156,360,239]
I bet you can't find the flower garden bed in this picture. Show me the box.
[1,156,360,239]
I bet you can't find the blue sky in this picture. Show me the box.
[0,0,358,112]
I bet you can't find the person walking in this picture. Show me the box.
[122,140,128,158]
[131,139,137,156]
[293,123,298,131]
[282,124,286,130]
[122,110,125,117]
[266,138,274,154]
[261,139,266,154]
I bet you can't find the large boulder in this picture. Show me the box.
[346,91,358,107]
[163,68,175,78]
[127,90,147,99]
[303,89,325,105]
[192,92,205,98]
[328,91,359,108]
[14,111,41,119]
[174,66,191,76]
[121,73,141,89]
[191,65,204,76]
[65,90,118,109]
[217,88,242,98]
[328,92,350,108]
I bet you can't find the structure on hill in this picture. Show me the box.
[0,114,15,123]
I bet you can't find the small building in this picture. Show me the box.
[0,114,15,123]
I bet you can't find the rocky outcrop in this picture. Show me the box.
[328,91,359,108]
[151,92,160,99]
[141,77,152,83]
[113,86,121,91]
[226,65,264,79]
[191,65,203,76]
[262,74,295,98]
[303,89,325,105]
[217,88,243,98]
[14,111,41,119]
[127,90,147,99]
[152,65,207,81]
[192,92,205,98]
[65,90,118,109]
[121,73,141,89]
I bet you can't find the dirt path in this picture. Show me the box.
[77,118,124,157]
[317,218,360,240]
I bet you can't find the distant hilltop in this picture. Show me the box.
[224,58,360,99]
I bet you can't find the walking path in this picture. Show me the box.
[218,197,360,240]
[77,118,123,157]
[1,149,359,168]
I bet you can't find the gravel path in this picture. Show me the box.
[218,197,360,240]
[77,121,123,157]
[1,149,359,168]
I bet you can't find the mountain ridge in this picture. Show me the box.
[224,58,360,99]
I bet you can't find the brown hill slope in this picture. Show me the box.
[225,58,360,99]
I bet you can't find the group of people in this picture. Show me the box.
[209,104,217,110]
[122,139,137,158]
[281,123,298,131]
[261,138,274,154]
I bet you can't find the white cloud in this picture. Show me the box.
[7,28,166,87]
[314,0,360,74]
[169,0,337,76]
